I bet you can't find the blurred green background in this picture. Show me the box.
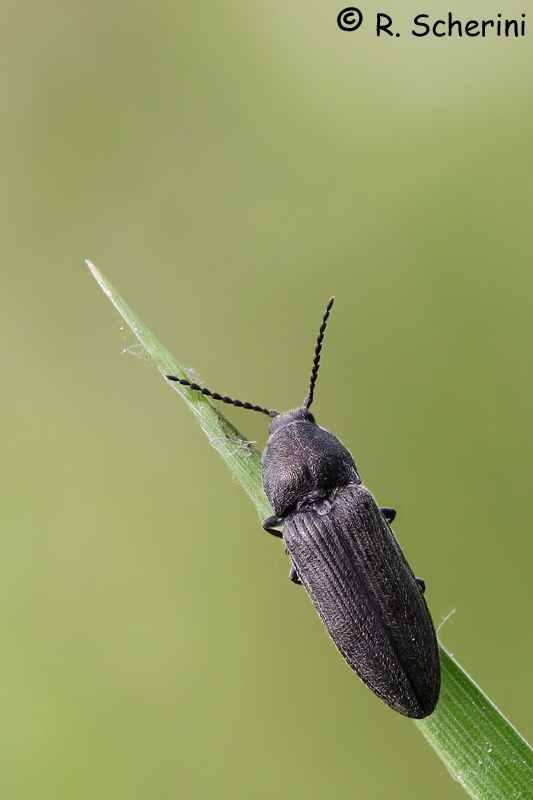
[1,1,531,798]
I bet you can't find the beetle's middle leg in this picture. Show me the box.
[262,515,283,539]
[380,507,396,524]
[289,564,303,585]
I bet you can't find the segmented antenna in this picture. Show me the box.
[165,374,278,417]
[304,297,335,410]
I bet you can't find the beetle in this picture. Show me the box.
[165,298,441,718]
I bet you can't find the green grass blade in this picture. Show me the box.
[417,649,533,799]
[86,260,271,519]
[88,261,533,800]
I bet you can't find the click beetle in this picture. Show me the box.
[166,298,441,718]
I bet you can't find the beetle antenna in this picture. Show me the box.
[304,297,335,410]
[164,374,278,417]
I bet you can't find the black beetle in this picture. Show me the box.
[166,298,440,718]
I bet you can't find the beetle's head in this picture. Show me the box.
[268,406,315,435]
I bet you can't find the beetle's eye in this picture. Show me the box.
[305,411,315,424]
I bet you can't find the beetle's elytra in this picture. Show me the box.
[166,299,441,718]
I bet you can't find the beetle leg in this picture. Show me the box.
[262,515,283,539]
[380,507,396,524]
[289,564,303,585]
[416,577,426,593]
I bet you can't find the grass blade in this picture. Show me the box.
[416,650,533,799]
[87,260,270,518]
[88,261,533,800]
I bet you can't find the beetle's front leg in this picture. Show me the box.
[262,515,283,538]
